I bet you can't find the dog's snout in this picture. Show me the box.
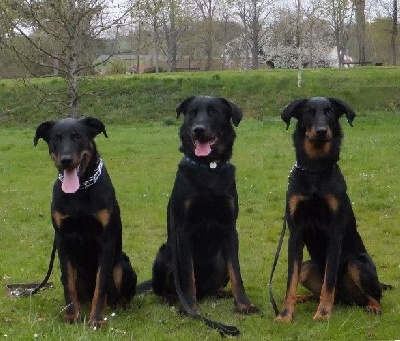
[192,124,206,134]
[316,127,327,137]
[60,155,73,167]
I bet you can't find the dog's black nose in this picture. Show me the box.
[60,155,73,167]
[192,125,206,134]
[316,127,327,137]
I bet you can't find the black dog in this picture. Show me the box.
[275,97,389,322]
[152,96,259,315]
[34,117,137,328]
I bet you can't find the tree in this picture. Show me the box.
[391,0,398,65]
[0,0,130,116]
[159,0,191,71]
[263,4,333,69]
[165,0,178,71]
[135,0,164,73]
[296,0,302,86]
[194,0,217,70]
[354,0,366,64]
[323,0,355,67]
[234,0,274,69]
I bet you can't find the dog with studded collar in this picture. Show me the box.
[34,117,137,329]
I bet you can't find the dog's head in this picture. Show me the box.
[34,117,107,193]
[281,97,355,137]
[281,97,356,161]
[176,96,243,161]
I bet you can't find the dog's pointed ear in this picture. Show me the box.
[34,121,55,146]
[80,117,108,138]
[328,98,356,127]
[220,98,243,127]
[281,99,307,130]
[176,96,196,118]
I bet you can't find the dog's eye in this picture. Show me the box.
[209,108,218,115]
[71,132,81,140]
[52,133,62,142]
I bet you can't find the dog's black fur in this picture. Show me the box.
[275,97,389,322]
[34,117,137,328]
[151,96,259,314]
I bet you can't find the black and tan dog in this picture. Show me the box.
[34,117,137,328]
[152,96,259,315]
[275,97,390,322]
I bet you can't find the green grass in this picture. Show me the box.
[0,112,399,340]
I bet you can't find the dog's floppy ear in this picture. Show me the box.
[220,98,243,127]
[328,98,356,127]
[281,99,307,130]
[80,117,108,138]
[34,121,55,146]
[176,96,196,118]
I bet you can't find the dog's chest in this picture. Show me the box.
[294,195,334,226]
[58,214,105,239]
[185,195,236,226]
[185,196,235,255]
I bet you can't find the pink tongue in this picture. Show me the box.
[62,168,80,194]
[195,142,211,156]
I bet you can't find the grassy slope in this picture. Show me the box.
[0,67,400,126]
[0,69,399,340]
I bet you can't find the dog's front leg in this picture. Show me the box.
[313,236,342,320]
[223,229,259,314]
[56,234,80,323]
[57,246,80,323]
[175,228,197,310]
[89,235,115,329]
[276,227,304,322]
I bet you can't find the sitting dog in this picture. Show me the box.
[34,117,137,328]
[275,97,390,322]
[152,96,259,315]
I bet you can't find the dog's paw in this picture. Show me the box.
[89,318,106,330]
[274,308,293,322]
[64,312,80,324]
[313,308,331,320]
[366,304,381,315]
[236,303,260,315]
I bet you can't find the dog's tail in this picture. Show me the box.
[381,282,395,291]
[136,279,153,295]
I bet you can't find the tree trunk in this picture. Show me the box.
[136,20,142,72]
[153,20,160,73]
[67,54,79,117]
[391,0,398,65]
[355,0,366,65]
[251,1,259,69]
[297,0,302,87]
[205,17,213,70]
[167,0,177,71]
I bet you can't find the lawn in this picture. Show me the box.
[0,111,399,340]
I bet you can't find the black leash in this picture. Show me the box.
[268,213,287,317]
[22,237,57,296]
[169,210,240,336]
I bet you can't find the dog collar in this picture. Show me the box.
[292,161,337,173]
[58,158,104,190]
[183,156,228,169]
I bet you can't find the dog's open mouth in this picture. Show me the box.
[61,165,80,194]
[193,138,218,157]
